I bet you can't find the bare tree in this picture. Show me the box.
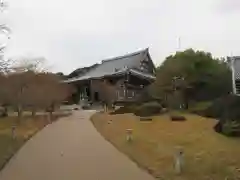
[34,73,73,120]
[4,71,35,119]
[0,0,11,73]
[0,73,9,116]
[99,80,116,112]
[11,57,49,73]
[0,2,72,120]
[1,71,73,120]
[0,57,48,118]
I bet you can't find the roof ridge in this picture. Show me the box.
[101,48,148,63]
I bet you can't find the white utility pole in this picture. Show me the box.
[230,56,237,94]
[229,55,240,96]
[178,37,181,50]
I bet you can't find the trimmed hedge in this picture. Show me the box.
[110,105,137,115]
[194,94,240,137]
[200,95,240,121]
[134,101,162,117]
[221,120,240,137]
[110,101,162,117]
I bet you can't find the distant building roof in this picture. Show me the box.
[63,48,156,83]
[67,64,99,79]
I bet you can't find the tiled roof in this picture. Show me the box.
[63,48,155,83]
[67,63,99,79]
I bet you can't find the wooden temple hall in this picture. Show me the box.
[63,48,156,104]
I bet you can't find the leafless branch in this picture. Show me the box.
[11,57,48,73]
[0,0,8,12]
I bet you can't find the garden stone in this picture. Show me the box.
[174,146,184,174]
[140,117,152,121]
[11,125,16,140]
[170,115,186,121]
[126,129,133,142]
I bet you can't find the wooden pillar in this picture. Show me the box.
[90,80,93,102]
[124,72,130,99]
[116,90,120,100]
[83,87,86,99]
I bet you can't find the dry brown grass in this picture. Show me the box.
[91,112,240,180]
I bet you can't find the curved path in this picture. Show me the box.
[0,110,154,180]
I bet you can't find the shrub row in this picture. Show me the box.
[198,94,240,122]
[192,94,240,137]
[134,101,162,117]
[111,101,162,117]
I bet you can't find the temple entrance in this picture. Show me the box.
[86,87,90,98]
[94,92,99,101]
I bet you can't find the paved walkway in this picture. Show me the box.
[0,110,155,180]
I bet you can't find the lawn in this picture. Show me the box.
[91,112,240,180]
[0,113,69,170]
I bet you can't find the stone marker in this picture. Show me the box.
[174,146,184,174]
[126,129,133,142]
[11,125,16,140]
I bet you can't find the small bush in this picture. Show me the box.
[189,101,212,115]
[222,120,240,137]
[110,105,137,115]
[214,121,222,133]
[111,101,162,116]
[189,95,240,136]
[161,108,168,113]
[82,105,91,110]
[202,95,240,121]
[134,101,162,117]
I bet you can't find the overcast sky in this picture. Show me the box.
[2,0,240,74]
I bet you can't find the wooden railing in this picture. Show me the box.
[115,89,141,101]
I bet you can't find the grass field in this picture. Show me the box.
[91,112,240,180]
[0,113,67,170]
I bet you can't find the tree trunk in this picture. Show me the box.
[183,89,189,110]
[48,102,55,123]
[104,103,108,112]
[2,105,8,117]
[31,108,36,117]
[17,105,23,122]
[184,97,189,110]
[48,112,52,123]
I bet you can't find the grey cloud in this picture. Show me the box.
[4,0,240,74]
[217,0,240,13]
[44,31,156,74]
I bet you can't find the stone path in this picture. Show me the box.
[0,110,155,180]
